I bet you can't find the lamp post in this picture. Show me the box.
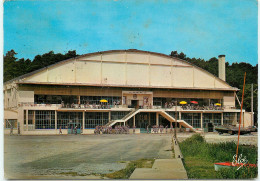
[174,101,177,138]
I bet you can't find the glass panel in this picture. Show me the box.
[85,112,109,128]
[35,110,55,129]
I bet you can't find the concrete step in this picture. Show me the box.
[129,158,188,179]
[152,158,185,170]
[129,167,188,179]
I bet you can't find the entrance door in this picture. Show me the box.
[208,123,214,132]
[131,100,139,109]
[68,122,81,134]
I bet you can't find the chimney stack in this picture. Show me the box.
[218,55,226,81]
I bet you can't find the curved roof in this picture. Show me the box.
[5,49,238,91]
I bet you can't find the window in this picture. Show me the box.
[5,119,17,128]
[57,112,83,129]
[203,113,212,127]
[111,111,130,120]
[80,96,121,105]
[24,110,26,124]
[166,111,179,120]
[223,113,235,125]
[193,113,201,128]
[213,113,221,126]
[28,110,34,124]
[85,112,109,128]
[35,110,55,129]
[182,113,192,126]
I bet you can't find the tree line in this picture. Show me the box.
[170,51,258,123]
[3,50,258,123]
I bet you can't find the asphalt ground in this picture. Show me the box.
[4,134,173,179]
[4,132,257,179]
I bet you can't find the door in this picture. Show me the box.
[131,100,139,109]
[68,122,81,134]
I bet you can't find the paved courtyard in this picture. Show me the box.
[4,132,257,179]
[4,134,173,179]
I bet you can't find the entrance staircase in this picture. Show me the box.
[106,109,196,132]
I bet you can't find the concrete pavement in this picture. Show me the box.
[130,136,188,179]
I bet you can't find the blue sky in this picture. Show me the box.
[4,0,258,65]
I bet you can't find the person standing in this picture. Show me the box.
[10,125,13,135]
[74,125,77,135]
[59,126,62,134]
[146,125,149,134]
[133,125,136,134]
[165,125,168,134]
[71,125,73,134]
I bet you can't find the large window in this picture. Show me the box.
[111,111,130,120]
[193,113,201,128]
[34,95,77,104]
[182,113,201,128]
[182,113,192,126]
[28,110,34,124]
[166,111,179,120]
[80,96,121,105]
[85,112,109,128]
[57,112,83,129]
[213,113,221,126]
[203,113,212,127]
[223,113,235,125]
[5,119,17,128]
[135,112,150,128]
[35,111,55,129]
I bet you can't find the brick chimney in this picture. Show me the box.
[218,55,226,81]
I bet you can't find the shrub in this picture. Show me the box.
[216,167,258,179]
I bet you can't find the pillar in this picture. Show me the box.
[83,111,85,129]
[221,113,223,125]
[148,113,151,125]
[78,95,80,104]
[55,111,57,130]
[26,109,28,131]
[109,111,111,122]
[156,112,159,126]
[200,113,203,129]
[133,115,135,127]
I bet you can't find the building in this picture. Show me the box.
[4,49,253,135]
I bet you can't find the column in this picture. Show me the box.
[109,111,111,122]
[78,95,80,105]
[133,115,136,127]
[26,110,28,131]
[221,113,223,125]
[82,111,85,129]
[148,113,151,125]
[156,112,159,126]
[55,111,57,130]
[200,113,203,129]
[124,122,125,126]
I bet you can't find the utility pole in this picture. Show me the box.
[251,84,254,126]
[174,101,177,138]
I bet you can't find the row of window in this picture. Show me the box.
[34,95,121,105]
[34,95,222,107]
[23,110,240,129]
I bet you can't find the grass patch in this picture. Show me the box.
[172,142,175,158]
[104,158,155,179]
[58,171,89,176]
[179,134,257,179]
